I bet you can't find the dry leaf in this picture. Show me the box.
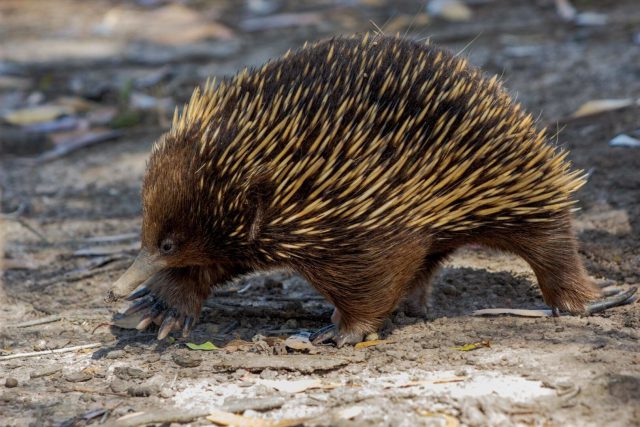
[259,378,322,393]
[609,134,640,148]
[354,339,389,349]
[427,0,472,22]
[451,340,491,351]
[2,258,37,270]
[335,406,364,420]
[223,339,254,352]
[472,308,551,317]
[384,14,430,33]
[571,99,637,118]
[417,411,460,427]
[384,376,466,388]
[206,409,306,427]
[284,334,314,351]
[3,105,74,126]
[100,4,234,46]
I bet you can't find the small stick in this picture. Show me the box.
[103,409,214,427]
[83,233,138,243]
[9,314,62,328]
[0,342,102,361]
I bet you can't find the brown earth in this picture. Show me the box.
[1,0,639,426]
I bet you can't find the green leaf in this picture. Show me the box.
[186,341,219,351]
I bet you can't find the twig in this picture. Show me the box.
[83,233,138,243]
[9,314,62,328]
[0,342,102,361]
[103,409,214,427]
[31,130,124,164]
[66,386,128,397]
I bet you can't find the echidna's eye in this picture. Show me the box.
[160,239,175,255]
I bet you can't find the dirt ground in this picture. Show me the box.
[1,0,639,426]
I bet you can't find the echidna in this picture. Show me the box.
[108,34,599,346]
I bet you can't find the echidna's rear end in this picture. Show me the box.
[109,34,600,345]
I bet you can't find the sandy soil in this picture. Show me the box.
[1,0,639,426]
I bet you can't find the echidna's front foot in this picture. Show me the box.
[309,324,365,348]
[124,288,197,339]
[119,268,210,340]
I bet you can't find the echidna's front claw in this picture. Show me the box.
[310,324,337,344]
[135,300,166,330]
[310,324,365,348]
[123,297,154,316]
[182,316,195,338]
[157,310,178,340]
[126,287,151,301]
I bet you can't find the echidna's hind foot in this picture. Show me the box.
[535,251,600,314]
[506,221,601,314]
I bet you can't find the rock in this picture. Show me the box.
[173,353,202,368]
[110,379,130,393]
[114,367,153,380]
[127,385,153,397]
[104,350,126,360]
[259,369,278,380]
[223,396,286,413]
[65,371,93,383]
[607,375,640,402]
[5,378,18,388]
[284,333,314,351]
[212,353,364,374]
[160,388,175,398]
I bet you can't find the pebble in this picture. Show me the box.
[441,284,461,296]
[5,378,18,388]
[114,367,152,380]
[284,333,313,351]
[127,385,153,397]
[105,350,126,360]
[110,379,130,393]
[65,371,93,383]
[172,353,202,368]
[33,339,47,351]
[259,369,278,380]
[160,388,175,398]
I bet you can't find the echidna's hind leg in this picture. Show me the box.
[399,251,453,317]
[504,218,600,314]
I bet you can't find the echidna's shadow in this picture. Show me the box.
[427,266,544,318]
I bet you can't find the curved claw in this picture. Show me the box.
[157,310,178,340]
[310,324,337,344]
[136,301,166,330]
[182,317,195,338]
[123,297,154,316]
[309,324,364,348]
[126,287,151,301]
[586,287,637,315]
[136,314,155,331]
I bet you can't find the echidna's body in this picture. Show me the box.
[110,34,599,344]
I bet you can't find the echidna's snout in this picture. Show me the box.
[106,250,165,302]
